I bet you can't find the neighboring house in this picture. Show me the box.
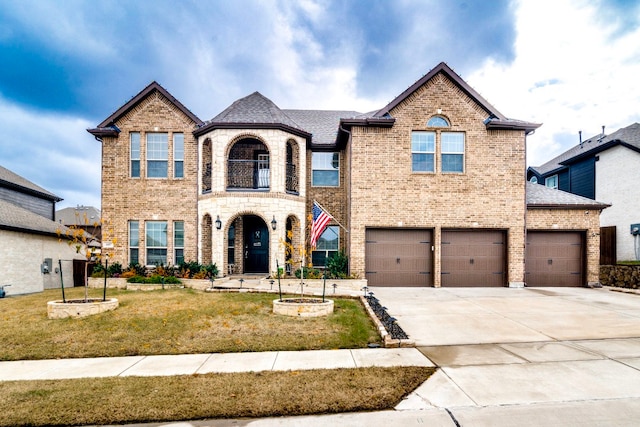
[89,62,607,287]
[0,165,85,295]
[527,123,640,263]
[56,205,102,241]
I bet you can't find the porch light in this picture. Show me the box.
[215,215,222,230]
[271,216,277,230]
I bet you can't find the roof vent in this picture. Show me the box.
[579,130,583,148]
[598,125,605,143]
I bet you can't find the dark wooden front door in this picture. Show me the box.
[244,215,269,273]
[441,230,506,287]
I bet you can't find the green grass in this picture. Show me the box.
[0,287,381,361]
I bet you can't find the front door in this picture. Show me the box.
[244,215,269,273]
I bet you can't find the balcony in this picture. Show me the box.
[227,159,270,190]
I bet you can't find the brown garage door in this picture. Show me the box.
[365,229,433,287]
[526,232,584,287]
[441,230,506,287]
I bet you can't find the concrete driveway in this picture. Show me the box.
[372,286,640,426]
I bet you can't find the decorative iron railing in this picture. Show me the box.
[286,163,298,193]
[227,160,270,189]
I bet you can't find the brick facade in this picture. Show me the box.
[92,64,604,287]
[347,74,527,286]
[99,91,199,267]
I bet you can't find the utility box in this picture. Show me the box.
[631,224,640,235]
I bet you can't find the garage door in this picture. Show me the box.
[441,230,506,287]
[365,229,433,287]
[526,232,584,287]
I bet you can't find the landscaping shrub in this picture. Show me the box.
[295,266,322,279]
[126,275,181,284]
[327,251,348,279]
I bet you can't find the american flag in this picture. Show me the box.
[310,201,332,248]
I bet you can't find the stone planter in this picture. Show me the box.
[47,298,119,319]
[273,298,334,317]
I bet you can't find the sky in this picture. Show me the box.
[0,0,639,209]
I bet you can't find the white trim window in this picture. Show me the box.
[147,133,168,178]
[146,221,167,265]
[545,175,558,189]
[174,133,184,179]
[312,152,339,187]
[130,132,141,178]
[174,221,184,265]
[311,225,339,267]
[129,220,139,265]
[441,132,465,173]
[411,131,435,172]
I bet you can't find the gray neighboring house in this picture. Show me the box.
[56,205,102,241]
[0,165,84,295]
[527,123,640,263]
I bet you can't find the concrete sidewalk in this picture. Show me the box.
[0,347,432,381]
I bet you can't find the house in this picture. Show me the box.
[0,165,85,295]
[89,62,607,287]
[527,123,640,263]
[56,205,102,241]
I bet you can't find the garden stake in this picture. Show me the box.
[103,258,108,301]
[59,259,66,303]
[276,259,282,301]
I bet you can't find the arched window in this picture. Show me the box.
[427,116,450,127]
[530,176,538,184]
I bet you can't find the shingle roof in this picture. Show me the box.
[0,198,68,236]
[530,122,640,176]
[195,92,313,140]
[55,206,101,226]
[283,109,361,146]
[0,165,61,201]
[526,182,609,209]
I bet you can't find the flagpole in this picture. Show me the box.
[313,200,349,233]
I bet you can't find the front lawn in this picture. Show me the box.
[0,287,381,361]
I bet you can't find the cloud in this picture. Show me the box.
[468,0,640,167]
[0,96,101,208]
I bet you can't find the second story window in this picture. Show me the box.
[545,175,558,189]
[441,132,465,173]
[130,132,140,178]
[174,133,184,178]
[411,131,435,172]
[312,152,339,187]
[147,133,168,178]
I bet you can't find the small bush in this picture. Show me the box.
[294,266,322,279]
[126,275,181,284]
[327,251,348,279]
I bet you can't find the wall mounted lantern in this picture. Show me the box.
[271,216,277,230]
[215,215,222,230]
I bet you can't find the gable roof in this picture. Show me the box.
[529,123,640,177]
[194,92,312,141]
[0,165,61,202]
[88,81,203,138]
[338,62,540,138]
[526,182,609,209]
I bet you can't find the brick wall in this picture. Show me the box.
[347,73,527,286]
[100,91,199,267]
